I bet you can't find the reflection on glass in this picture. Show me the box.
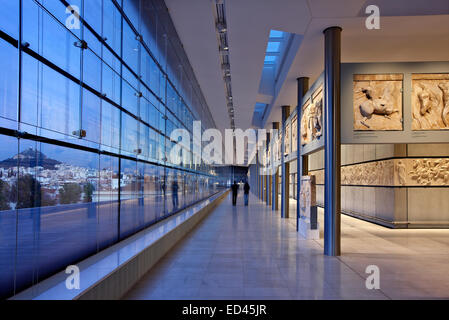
[0,0,223,300]
[0,40,17,121]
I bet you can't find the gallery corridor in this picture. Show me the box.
[124,192,449,300]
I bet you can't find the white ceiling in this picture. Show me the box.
[165,0,449,133]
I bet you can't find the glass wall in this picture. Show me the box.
[0,0,226,299]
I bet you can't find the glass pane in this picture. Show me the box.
[121,112,138,154]
[101,101,121,150]
[123,21,139,75]
[266,41,281,53]
[119,158,138,238]
[82,89,101,143]
[269,30,284,38]
[21,54,80,136]
[97,154,119,249]
[15,140,99,294]
[123,0,141,32]
[102,62,121,105]
[103,0,122,57]
[83,49,102,92]
[23,0,81,78]
[0,134,18,299]
[0,0,19,37]
[0,39,18,121]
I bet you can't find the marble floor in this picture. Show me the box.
[123,193,449,300]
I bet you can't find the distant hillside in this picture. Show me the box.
[0,148,61,170]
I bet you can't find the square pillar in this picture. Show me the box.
[283,163,290,218]
[273,168,279,211]
[268,174,272,206]
[271,122,280,211]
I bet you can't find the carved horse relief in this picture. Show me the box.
[353,74,403,131]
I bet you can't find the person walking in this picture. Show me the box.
[172,179,179,209]
[231,181,239,206]
[243,181,250,206]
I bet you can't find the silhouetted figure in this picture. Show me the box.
[172,180,179,209]
[243,181,250,206]
[231,181,239,206]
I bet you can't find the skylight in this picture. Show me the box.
[264,55,277,64]
[269,30,284,38]
[254,102,268,114]
[266,41,281,53]
[263,29,288,67]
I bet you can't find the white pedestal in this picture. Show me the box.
[298,218,320,240]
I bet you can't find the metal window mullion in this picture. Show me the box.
[117,3,124,240]
[78,0,85,137]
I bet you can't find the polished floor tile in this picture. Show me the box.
[124,193,449,300]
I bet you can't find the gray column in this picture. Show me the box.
[266,131,271,205]
[323,26,342,256]
[272,122,280,211]
[281,106,290,218]
[268,175,272,206]
[263,160,267,203]
[256,150,260,198]
[296,77,309,231]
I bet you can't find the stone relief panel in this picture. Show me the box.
[267,148,271,167]
[277,134,282,161]
[396,158,449,186]
[285,123,291,155]
[299,175,316,218]
[341,160,395,186]
[309,158,449,187]
[353,74,403,131]
[301,86,323,146]
[312,169,324,185]
[412,73,449,130]
[291,116,297,153]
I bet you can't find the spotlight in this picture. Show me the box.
[216,22,227,33]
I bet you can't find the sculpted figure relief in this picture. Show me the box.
[312,158,449,187]
[299,175,316,218]
[396,160,407,185]
[412,74,449,130]
[291,117,297,152]
[353,74,403,131]
[285,123,291,155]
[310,99,323,138]
[408,158,449,185]
[439,82,449,127]
[301,92,323,146]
